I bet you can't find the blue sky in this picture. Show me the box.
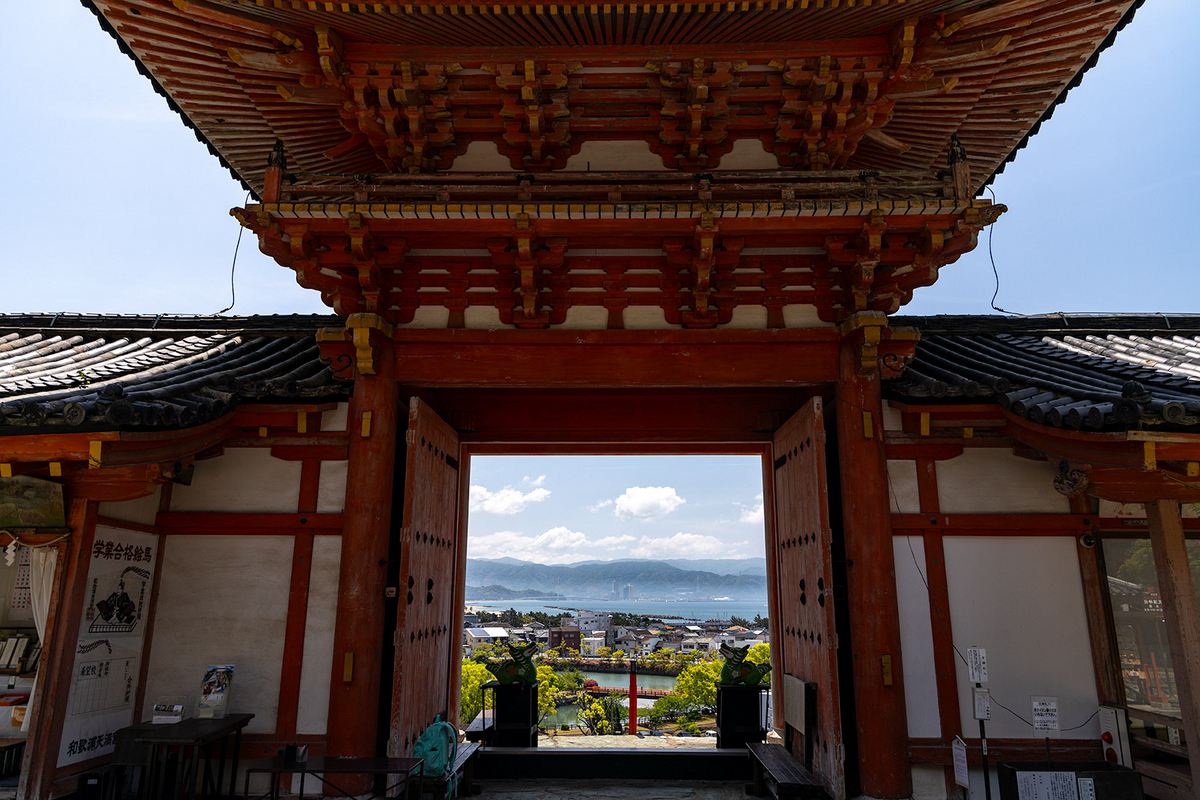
[1,1,1195,316]
[2,1,1196,562]
[466,456,765,564]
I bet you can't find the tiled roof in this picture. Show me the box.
[889,315,1200,431]
[0,315,347,433]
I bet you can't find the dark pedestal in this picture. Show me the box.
[716,683,766,749]
[484,682,538,747]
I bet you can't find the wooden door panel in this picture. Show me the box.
[773,397,844,800]
[390,397,461,756]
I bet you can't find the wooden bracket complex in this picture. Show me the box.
[318,312,395,378]
[839,311,919,377]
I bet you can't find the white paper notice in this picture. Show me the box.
[967,648,988,683]
[1032,696,1060,733]
[952,737,970,788]
[1016,772,1078,800]
[974,688,992,721]
[1077,778,1096,800]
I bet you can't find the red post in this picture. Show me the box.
[325,336,399,781]
[21,498,98,800]
[629,660,637,734]
[835,334,913,799]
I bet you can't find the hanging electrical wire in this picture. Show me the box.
[214,191,251,315]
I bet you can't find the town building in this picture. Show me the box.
[1,4,1197,800]
[463,627,513,656]
[548,626,581,653]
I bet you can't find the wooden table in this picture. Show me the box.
[116,713,253,800]
[244,755,424,800]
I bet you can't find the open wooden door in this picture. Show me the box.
[389,397,461,756]
[772,397,844,800]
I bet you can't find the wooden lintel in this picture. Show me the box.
[155,512,344,530]
[390,329,839,387]
[909,738,1098,766]
[891,513,1097,533]
[0,431,120,462]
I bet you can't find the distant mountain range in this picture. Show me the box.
[465,557,767,600]
[464,584,565,601]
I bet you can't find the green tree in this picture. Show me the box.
[460,660,494,724]
[752,614,769,630]
[729,615,751,628]
[577,698,613,735]
[746,642,771,685]
[674,660,721,708]
[650,693,694,722]
[536,665,559,725]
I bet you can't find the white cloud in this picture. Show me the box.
[738,493,764,524]
[593,535,636,548]
[469,483,550,515]
[614,486,686,520]
[629,532,750,559]
[523,475,547,487]
[588,499,614,512]
[471,526,612,564]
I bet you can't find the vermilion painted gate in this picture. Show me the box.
[772,397,844,800]
[389,398,462,756]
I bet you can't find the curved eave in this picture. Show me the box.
[980,0,1145,193]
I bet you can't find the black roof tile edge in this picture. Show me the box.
[78,0,259,198]
[891,313,1200,337]
[980,0,1145,193]
[0,313,342,333]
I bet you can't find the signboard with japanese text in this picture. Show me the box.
[57,526,157,767]
[1031,696,1060,734]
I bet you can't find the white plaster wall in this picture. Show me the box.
[560,306,609,330]
[295,535,342,734]
[781,305,832,328]
[143,535,293,733]
[936,450,1069,514]
[714,138,778,170]
[911,765,948,800]
[943,536,1100,739]
[564,140,667,171]
[1100,500,1199,518]
[98,487,160,525]
[321,402,348,433]
[397,306,451,328]
[317,461,348,514]
[461,306,503,330]
[888,460,920,514]
[893,536,941,738]
[446,141,515,172]
[881,400,904,432]
[170,449,302,513]
[623,307,669,329]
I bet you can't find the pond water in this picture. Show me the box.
[544,671,677,729]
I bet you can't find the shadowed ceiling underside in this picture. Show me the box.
[88,0,1137,193]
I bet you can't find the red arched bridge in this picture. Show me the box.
[583,685,675,700]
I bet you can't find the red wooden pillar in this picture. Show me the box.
[835,333,912,799]
[1144,499,1200,800]
[20,497,98,800]
[326,332,399,771]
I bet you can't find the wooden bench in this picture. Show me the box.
[416,742,481,800]
[746,743,827,800]
[464,712,493,743]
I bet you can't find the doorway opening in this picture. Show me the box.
[461,454,770,748]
